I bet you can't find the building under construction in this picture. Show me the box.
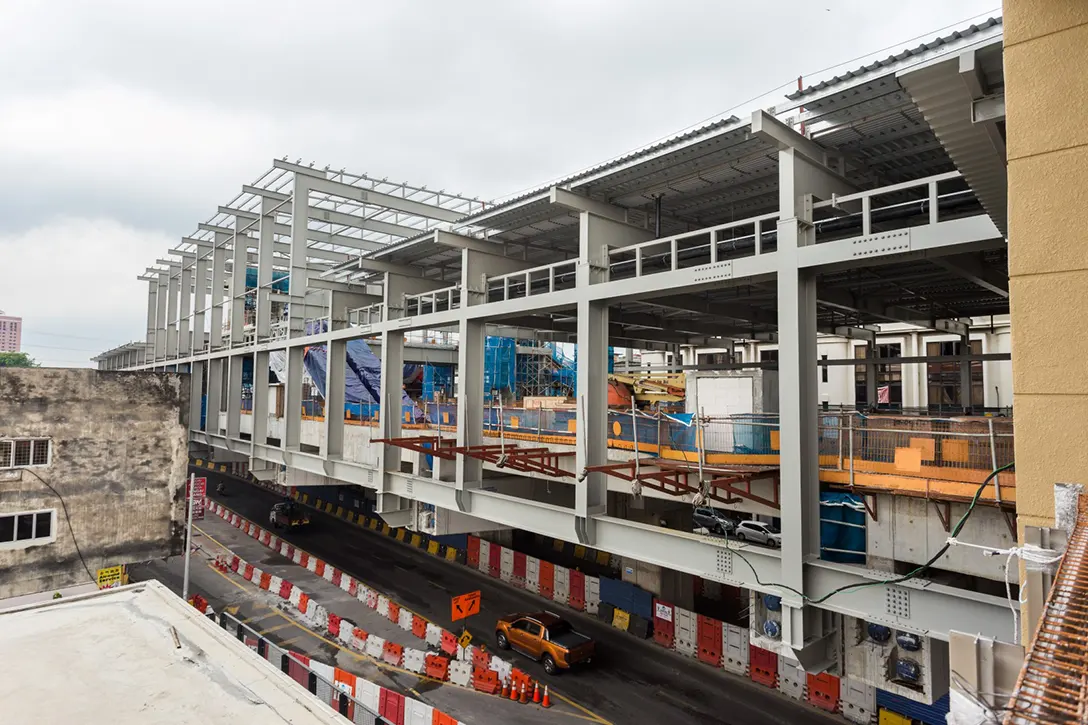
[95,6,1088,723]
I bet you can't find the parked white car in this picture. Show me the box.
[734,520,781,547]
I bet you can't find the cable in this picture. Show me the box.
[22,467,97,584]
[732,461,1015,605]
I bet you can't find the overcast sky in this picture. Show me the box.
[0,0,999,366]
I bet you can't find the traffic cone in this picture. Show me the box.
[532,681,541,704]
[541,685,551,709]
[519,682,528,704]
[509,678,518,701]
[500,679,510,699]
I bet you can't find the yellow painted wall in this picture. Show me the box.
[1007,1,1088,533]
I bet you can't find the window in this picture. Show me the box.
[697,352,736,366]
[855,344,902,408]
[760,349,779,364]
[927,340,984,411]
[821,354,828,384]
[524,622,543,637]
[0,439,51,469]
[0,509,56,549]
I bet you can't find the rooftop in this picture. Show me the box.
[0,580,344,725]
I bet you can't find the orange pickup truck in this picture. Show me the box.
[495,612,595,675]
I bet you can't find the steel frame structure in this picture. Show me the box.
[98,19,1019,654]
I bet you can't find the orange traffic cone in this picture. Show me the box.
[532,681,541,704]
[541,685,552,709]
[509,678,518,701]
[519,682,528,704]
[500,679,510,699]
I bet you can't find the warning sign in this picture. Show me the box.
[451,590,481,622]
[187,477,207,520]
[96,565,125,589]
[458,630,473,649]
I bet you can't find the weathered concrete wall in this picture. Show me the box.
[0,369,189,599]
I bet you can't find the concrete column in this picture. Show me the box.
[209,231,229,349]
[189,360,204,434]
[226,355,243,439]
[206,359,223,434]
[230,221,248,346]
[255,196,277,340]
[178,257,192,357]
[252,351,270,448]
[193,242,210,354]
[284,346,304,449]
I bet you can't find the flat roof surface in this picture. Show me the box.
[0,580,344,725]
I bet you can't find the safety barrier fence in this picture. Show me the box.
[225,470,879,722]
[206,499,553,716]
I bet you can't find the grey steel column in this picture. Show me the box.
[226,354,243,440]
[866,341,878,410]
[284,347,303,449]
[146,279,158,356]
[455,318,485,507]
[209,231,228,350]
[324,338,347,459]
[193,241,210,354]
[229,221,247,346]
[378,327,405,511]
[959,333,973,413]
[189,360,204,434]
[252,351,270,449]
[154,270,168,361]
[255,196,277,340]
[288,173,310,339]
[178,256,192,357]
[166,263,180,360]
[206,359,223,434]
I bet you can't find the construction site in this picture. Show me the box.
[86,6,1088,724]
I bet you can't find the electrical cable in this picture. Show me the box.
[22,467,98,584]
[731,461,1015,605]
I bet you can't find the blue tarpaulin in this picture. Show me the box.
[304,340,418,413]
[819,492,866,564]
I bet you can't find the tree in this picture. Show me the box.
[0,352,39,368]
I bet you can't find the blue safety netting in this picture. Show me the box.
[423,365,455,400]
[245,268,290,293]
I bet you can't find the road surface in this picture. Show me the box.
[202,468,842,725]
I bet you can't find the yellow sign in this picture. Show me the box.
[96,565,126,589]
[458,630,474,649]
[612,608,631,631]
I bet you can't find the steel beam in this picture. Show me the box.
[931,253,1009,299]
[549,187,631,224]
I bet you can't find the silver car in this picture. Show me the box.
[735,520,781,547]
[693,507,736,536]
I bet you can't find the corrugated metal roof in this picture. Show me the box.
[788,17,1003,101]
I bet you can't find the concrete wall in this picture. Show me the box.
[1006,2,1088,532]
[865,493,1016,581]
[0,369,189,599]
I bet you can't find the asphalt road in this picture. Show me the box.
[202,468,841,725]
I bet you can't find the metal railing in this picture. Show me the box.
[404,286,461,316]
[347,304,384,327]
[216,610,388,724]
[486,259,578,302]
[608,211,781,281]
